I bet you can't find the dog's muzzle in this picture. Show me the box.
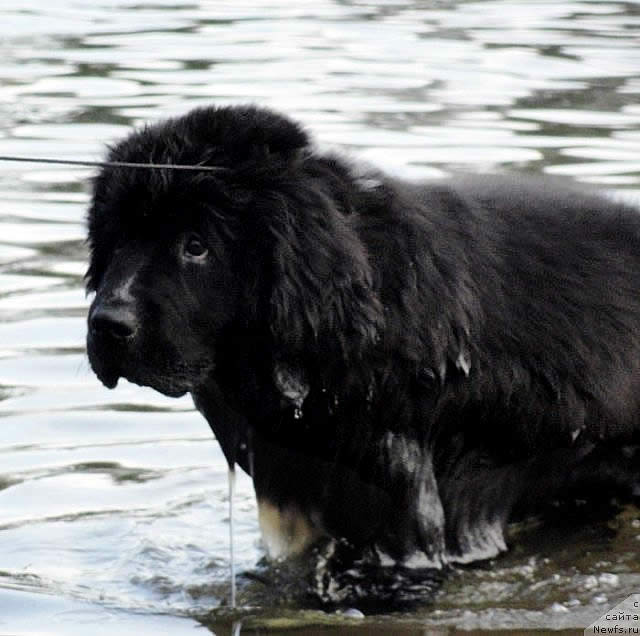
[87,298,139,389]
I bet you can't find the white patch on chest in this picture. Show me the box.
[257,499,321,559]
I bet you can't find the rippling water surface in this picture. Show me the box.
[0,1,639,633]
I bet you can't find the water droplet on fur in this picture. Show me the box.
[228,467,237,609]
[366,382,375,404]
[274,364,309,413]
[456,349,471,376]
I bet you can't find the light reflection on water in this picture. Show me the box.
[0,0,638,633]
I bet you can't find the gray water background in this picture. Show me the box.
[0,1,639,633]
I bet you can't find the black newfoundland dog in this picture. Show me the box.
[86,105,639,603]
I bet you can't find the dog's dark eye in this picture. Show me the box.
[184,235,208,259]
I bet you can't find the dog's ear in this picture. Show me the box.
[265,181,384,371]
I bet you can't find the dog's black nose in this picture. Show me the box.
[90,304,138,340]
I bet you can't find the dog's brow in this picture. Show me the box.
[0,155,227,172]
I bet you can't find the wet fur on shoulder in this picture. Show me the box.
[86,105,640,604]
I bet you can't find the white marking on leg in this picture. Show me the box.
[257,499,320,559]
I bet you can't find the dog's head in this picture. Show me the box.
[86,105,383,402]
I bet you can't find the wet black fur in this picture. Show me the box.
[86,105,640,601]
